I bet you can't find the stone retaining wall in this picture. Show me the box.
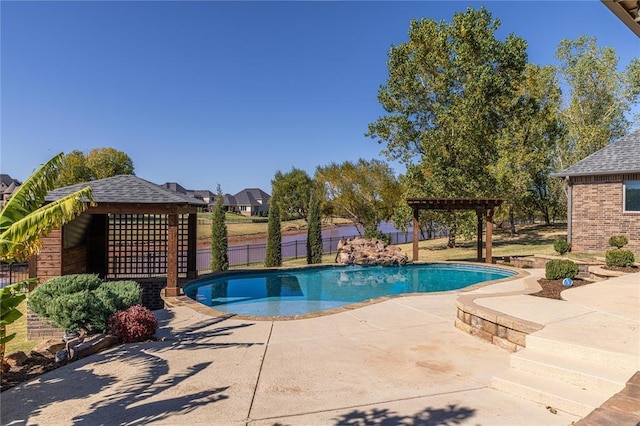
[455,291,543,352]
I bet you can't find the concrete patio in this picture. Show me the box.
[1,269,638,425]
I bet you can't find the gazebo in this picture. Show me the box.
[406,198,504,264]
[33,175,206,299]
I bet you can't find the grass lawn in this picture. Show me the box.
[4,297,46,356]
[279,222,567,266]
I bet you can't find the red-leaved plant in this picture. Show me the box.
[107,305,158,343]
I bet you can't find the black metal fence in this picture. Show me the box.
[196,230,423,271]
[0,262,30,288]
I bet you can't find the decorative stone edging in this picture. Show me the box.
[454,276,544,352]
[588,265,625,281]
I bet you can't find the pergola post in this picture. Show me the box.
[166,213,180,296]
[485,209,494,264]
[187,213,198,279]
[476,209,483,262]
[412,207,420,262]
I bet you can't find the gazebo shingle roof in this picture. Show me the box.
[552,129,640,177]
[45,175,206,205]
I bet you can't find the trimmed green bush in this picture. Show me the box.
[29,274,103,319]
[608,235,629,249]
[29,274,142,334]
[605,249,635,267]
[94,281,142,313]
[545,259,579,280]
[553,239,571,256]
[45,290,105,334]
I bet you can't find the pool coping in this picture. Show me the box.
[163,261,528,323]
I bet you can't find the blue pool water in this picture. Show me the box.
[183,263,517,317]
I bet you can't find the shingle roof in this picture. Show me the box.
[232,188,270,206]
[45,175,206,205]
[553,129,640,177]
[1,174,21,187]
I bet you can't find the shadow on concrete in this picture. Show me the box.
[153,309,263,351]
[330,404,476,426]
[1,309,262,425]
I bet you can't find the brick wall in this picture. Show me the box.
[137,279,167,310]
[27,306,64,340]
[570,174,640,254]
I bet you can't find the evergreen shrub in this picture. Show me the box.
[108,305,158,343]
[608,235,628,249]
[553,239,571,256]
[545,259,579,280]
[29,274,142,334]
[605,249,635,267]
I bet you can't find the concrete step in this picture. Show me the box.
[492,369,613,417]
[525,334,638,370]
[510,349,631,396]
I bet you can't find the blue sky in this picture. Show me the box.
[2,1,639,195]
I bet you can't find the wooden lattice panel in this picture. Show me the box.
[107,214,188,278]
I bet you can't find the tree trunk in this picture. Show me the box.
[447,223,457,248]
[509,207,517,237]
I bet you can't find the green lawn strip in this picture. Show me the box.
[4,297,46,356]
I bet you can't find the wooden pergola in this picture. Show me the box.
[38,175,206,297]
[407,198,504,264]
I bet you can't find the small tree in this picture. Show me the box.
[608,235,628,249]
[606,235,634,267]
[265,191,282,267]
[553,239,571,256]
[210,185,229,272]
[306,188,323,264]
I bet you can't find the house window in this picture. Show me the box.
[624,181,640,212]
[240,205,247,211]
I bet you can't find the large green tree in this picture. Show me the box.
[56,150,92,187]
[555,35,640,169]
[210,185,229,272]
[56,147,135,187]
[0,153,94,366]
[315,158,400,234]
[491,64,565,232]
[366,7,527,245]
[271,168,313,221]
[367,7,527,200]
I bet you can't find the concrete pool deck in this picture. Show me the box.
[1,269,638,425]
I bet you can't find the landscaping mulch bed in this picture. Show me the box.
[602,265,639,273]
[531,278,593,300]
[1,351,61,392]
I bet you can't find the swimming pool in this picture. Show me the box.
[183,263,517,317]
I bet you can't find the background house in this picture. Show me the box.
[0,174,21,209]
[224,188,270,216]
[553,129,640,254]
[162,182,215,210]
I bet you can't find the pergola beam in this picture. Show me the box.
[406,198,504,264]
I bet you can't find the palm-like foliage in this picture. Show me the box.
[0,153,94,368]
[0,153,94,262]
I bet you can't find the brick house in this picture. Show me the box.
[224,188,270,216]
[0,174,21,209]
[553,129,640,254]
